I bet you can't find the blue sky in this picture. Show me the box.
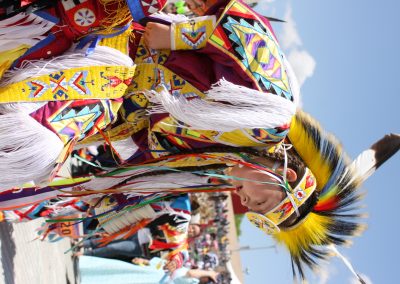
[238,0,400,283]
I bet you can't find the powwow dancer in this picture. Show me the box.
[0,0,170,190]
[0,0,299,203]
[1,1,398,282]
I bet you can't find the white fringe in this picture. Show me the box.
[96,204,157,234]
[0,12,56,53]
[70,170,209,193]
[0,112,64,190]
[118,172,210,192]
[0,101,46,114]
[110,137,139,161]
[149,12,190,23]
[146,78,296,132]
[75,168,154,191]
[0,45,133,87]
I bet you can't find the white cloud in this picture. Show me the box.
[349,273,373,284]
[316,267,330,284]
[287,48,316,87]
[253,0,276,17]
[280,5,302,49]
[276,4,316,90]
[312,264,337,284]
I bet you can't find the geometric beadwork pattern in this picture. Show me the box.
[135,37,170,65]
[171,16,215,50]
[244,123,290,144]
[69,70,91,95]
[208,0,293,101]
[27,80,49,98]
[0,66,135,103]
[48,100,109,144]
[180,26,207,49]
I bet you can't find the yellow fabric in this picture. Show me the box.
[131,63,206,98]
[99,27,132,55]
[0,44,30,79]
[171,16,216,50]
[133,37,170,65]
[0,65,136,103]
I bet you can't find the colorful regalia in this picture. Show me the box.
[3,1,396,281]
[0,0,299,205]
[0,0,169,190]
[81,194,192,265]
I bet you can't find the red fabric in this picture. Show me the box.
[169,252,184,268]
[16,0,115,65]
[149,239,181,250]
[231,193,248,214]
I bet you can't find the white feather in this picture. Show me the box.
[348,133,400,185]
[0,101,46,114]
[328,245,365,284]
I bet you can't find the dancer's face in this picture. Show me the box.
[188,224,201,238]
[229,159,297,214]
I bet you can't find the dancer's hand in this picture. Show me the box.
[163,259,178,272]
[208,271,219,282]
[132,257,149,266]
[144,22,171,50]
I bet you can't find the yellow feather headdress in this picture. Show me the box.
[249,110,400,280]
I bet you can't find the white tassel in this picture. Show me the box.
[148,12,190,23]
[0,12,56,53]
[146,78,296,132]
[118,172,210,192]
[76,168,154,191]
[0,45,133,87]
[0,101,46,114]
[110,137,139,161]
[63,170,209,193]
[0,112,64,190]
[96,204,157,234]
